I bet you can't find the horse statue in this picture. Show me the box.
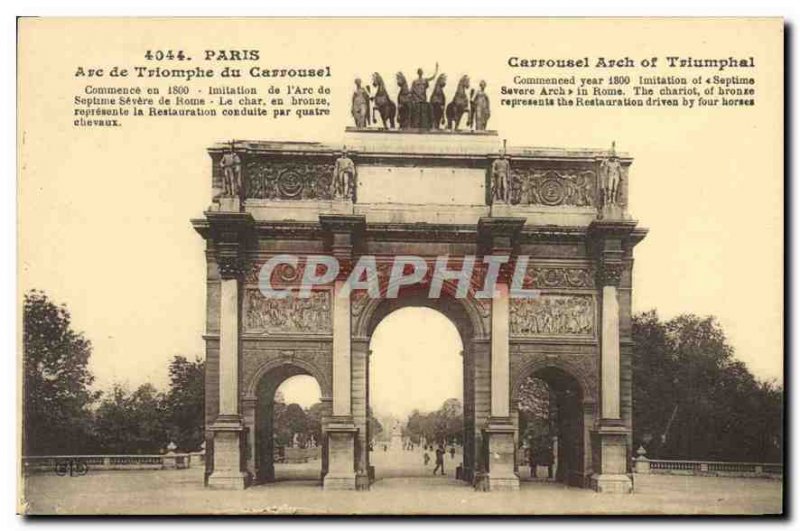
[396,72,412,129]
[371,72,396,129]
[445,75,470,130]
[430,73,447,130]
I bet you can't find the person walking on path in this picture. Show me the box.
[423,451,431,467]
[433,445,446,476]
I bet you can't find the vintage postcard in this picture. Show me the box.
[17,17,784,515]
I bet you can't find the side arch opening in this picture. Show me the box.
[514,366,587,487]
[253,368,324,485]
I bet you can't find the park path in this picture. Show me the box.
[21,448,782,515]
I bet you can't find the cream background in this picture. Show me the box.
[18,19,783,416]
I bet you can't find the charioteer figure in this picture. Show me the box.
[409,62,438,129]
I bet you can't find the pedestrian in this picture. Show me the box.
[449,446,455,459]
[423,451,431,466]
[433,444,445,475]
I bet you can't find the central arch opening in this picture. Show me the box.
[368,306,466,483]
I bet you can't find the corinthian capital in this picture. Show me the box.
[216,243,245,280]
[597,260,625,287]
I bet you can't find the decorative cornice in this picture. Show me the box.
[587,218,638,238]
[519,226,589,243]
[319,214,366,234]
[254,221,323,240]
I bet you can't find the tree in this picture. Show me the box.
[437,398,463,444]
[403,399,464,445]
[306,402,326,446]
[93,383,168,454]
[518,377,550,419]
[23,290,99,455]
[273,403,309,447]
[163,356,205,451]
[367,406,383,440]
[517,377,552,453]
[404,409,428,443]
[632,311,783,462]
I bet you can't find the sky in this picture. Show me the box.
[279,308,463,418]
[18,19,783,418]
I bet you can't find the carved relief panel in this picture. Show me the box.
[517,264,595,290]
[243,289,332,335]
[510,295,595,337]
[245,159,334,200]
[508,167,596,207]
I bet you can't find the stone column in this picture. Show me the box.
[322,416,358,490]
[468,339,490,486]
[241,396,257,479]
[208,253,248,489]
[219,277,240,415]
[319,396,332,481]
[601,281,621,420]
[259,398,276,483]
[491,282,510,418]
[477,217,524,491]
[320,215,365,490]
[510,400,520,475]
[590,246,632,493]
[323,278,357,490]
[351,338,371,489]
[203,211,253,490]
[461,343,476,483]
[332,279,352,416]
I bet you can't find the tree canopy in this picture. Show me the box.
[92,383,167,454]
[632,311,782,462]
[23,290,99,455]
[163,356,205,451]
[403,398,463,445]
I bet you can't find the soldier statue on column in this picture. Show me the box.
[491,140,510,203]
[219,141,242,198]
[332,149,356,200]
[600,141,622,206]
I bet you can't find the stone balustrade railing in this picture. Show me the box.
[633,456,782,478]
[275,446,322,464]
[22,452,205,475]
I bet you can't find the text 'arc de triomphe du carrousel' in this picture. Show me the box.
[191,69,647,494]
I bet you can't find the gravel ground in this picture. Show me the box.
[20,448,783,516]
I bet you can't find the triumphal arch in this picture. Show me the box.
[192,124,646,493]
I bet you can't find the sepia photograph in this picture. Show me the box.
[15,16,784,517]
